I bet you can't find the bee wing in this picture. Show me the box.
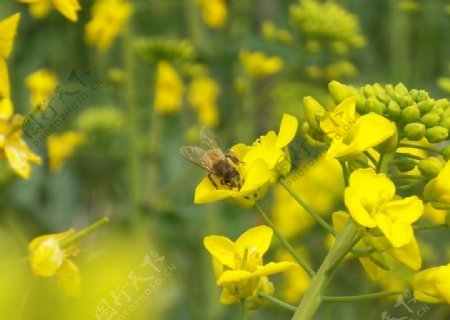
[200,127,226,159]
[179,146,213,172]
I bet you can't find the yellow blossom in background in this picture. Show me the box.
[273,156,343,238]
[153,61,184,114]
[29,229,80,297]
[344,168,423,247]
[0,59,13,118]
[203,226,297,308]
[197,0,227,29]
[0,115,41,179]
[188,75,220,127]
[47,131,85,172]
[412,263,450,304]
[240,50,284,78]
[18,0,81,22]
[25,68,58,109]
[84,0,133,52]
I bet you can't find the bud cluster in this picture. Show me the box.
[329,81,450,144]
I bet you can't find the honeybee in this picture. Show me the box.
[180,127,242,189]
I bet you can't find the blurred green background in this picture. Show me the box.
[0,0,449,319]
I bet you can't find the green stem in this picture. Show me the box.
[254,204,315,277]
[59,217,109,248]
[338,160,349,187]
[363,151,378,169]
[376,153,384,173]
[413,223,447,231]
[258,291,296,312]
[398,143,441,154]
[123,23,142,225]
[394,152,424,161]
[322,290,408,302]
[279,179,337,236]
[241,299,248,320]
[291,220,359,320]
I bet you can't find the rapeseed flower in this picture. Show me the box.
[412,263,450,304]
[240,50,283,78]
[25,68,58,109]
[204,225,297,308]
[197,0,227,29]
[47,131,85,172]
[424,160,450,206]
[344,168,423,247]
[188,75,220,127]
[18,0,81,22]
[153,61,184,114]
[84,0,133,52]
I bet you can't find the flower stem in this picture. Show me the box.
[338,160,349,187]
[279,179,337,236]
[258,291,296,312]
[322,289,408,302]
[363,151,378,168]
[241,299,248,320]
[254,203,315,277]
[387,174,428,180]
[291,219,359,320]
[59,217,109,248]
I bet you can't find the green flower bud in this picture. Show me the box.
[394,83,408,96]
[409,89,419,101]
[387,101,401,119]
[404,122,426,140]
[363,84,377,97]
[355,95,366,114]
[400,96,414,109]
[441,145,450,161]
[440,116,450,129]
[396,161,416,172]
[417,100,434,113]
[369,252,390,271]
[434,98,449,110]
[303,96,325,131]
[376,92,390,104]
[365,97,385,114]
[425,126,449,143]
[328,80,358,104]
[385,84,395,97]
[420,112,441,127]
[416,90,430,101]
[418,157,444,178]
[402,105,421,123]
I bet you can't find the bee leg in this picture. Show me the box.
[208,174,219,189]
[226,151,243,165]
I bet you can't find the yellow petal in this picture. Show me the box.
[235,225,273,258]
[276,114,298,148]
[359,256,380,281]
[29,237,64,277]
[56,259,80,297]
[217,269,252,285]
[388,237,421,271]
[253,261,298,277]
[373,213,413,247]
[203,235,236,269]
[331,211,350,232]
[52,0,81,22]
[5,144,32,179]
[219,287,240,305]
[0,58,10,99]
[344,187,376,227]
[0,13,20,59]
[380,196,423,224]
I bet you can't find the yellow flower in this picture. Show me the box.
[25,68,58,109]
[0,13,20,59]
[84,0,133,52]
[194,114,297,207]
[344,168,423,247]
[0,115,42,179]
[203,225,297,308]
[332,211,421,281]
[277,248,310,304]
[0,58,13,118]
[412,263,450,304]
[153,61,184,114]
[188,75,220,127]
[240,50,284,78]
[198,0,227,29]
[19,0,81,22]
[424,160,450,206]
[313,96,396,159]
[29,229,80,297]
[47,131,85,172]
